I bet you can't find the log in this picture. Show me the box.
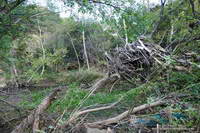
[89,74,120,91]
[11,87,62,133]
[86,100,166,128]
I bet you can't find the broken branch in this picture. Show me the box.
[70,102,118,121]
[86,100,166,128]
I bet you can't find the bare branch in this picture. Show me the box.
[64,101,120,126]
[86,100,166,128]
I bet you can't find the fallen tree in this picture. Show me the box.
[85,99,166,128]
[11,87,62,133]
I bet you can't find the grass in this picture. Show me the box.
[48,83,126,113]
[17,82,154,124]
[18,81,154,115]
[16,68,200,129]
[18,68,105,110]
[19,87,53,109]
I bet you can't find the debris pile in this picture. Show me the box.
[106,39,168,81]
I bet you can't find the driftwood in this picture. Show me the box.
[86,100,166,128]
[11,87,62,133]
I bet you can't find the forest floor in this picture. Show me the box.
[0,68,200,133]
[0,69,140,132]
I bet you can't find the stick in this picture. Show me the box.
[138,39,151,53]
[70,101,119,122]
[123,19,128,45]
[109,79,119,92]
[11,87,62,133]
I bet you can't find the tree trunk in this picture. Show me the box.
[83,30,90,70]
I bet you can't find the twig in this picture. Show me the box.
[53,77,112,132]
[138,39,151,53]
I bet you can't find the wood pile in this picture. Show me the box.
[106,39,168,81]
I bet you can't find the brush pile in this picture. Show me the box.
[106,39,168,81]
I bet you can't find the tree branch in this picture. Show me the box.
[86,100,166,128]
[0,0,25,14]
[60,101,120,128]
[166,34,200,51]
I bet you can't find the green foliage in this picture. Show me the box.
[0,35,12,64]
[0,3,62,77]
[123,83,155,106]
[120,7,157,41]
[184,107,200,127]
[21,48,67,83]
[2,0,200,128]
[0,4,37,52]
